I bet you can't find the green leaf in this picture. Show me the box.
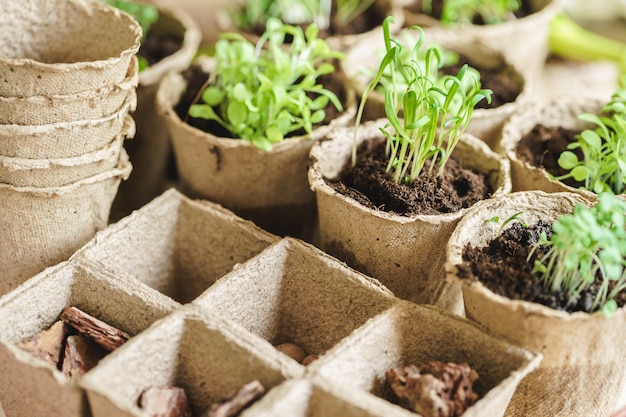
[227,100,248,126]
[602,300,618,317]
[202,86,225,106]
[266,126,284,143]
[558,151,580,170]
[571,165,590,182]
[189,104,220,121]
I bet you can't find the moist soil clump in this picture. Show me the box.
[329,137,492,216]
[138,32,183,67]
[405,0,534,23]
[516,124,584,188]
[459,221,626,313]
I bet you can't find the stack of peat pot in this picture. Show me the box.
[0,0,142,295]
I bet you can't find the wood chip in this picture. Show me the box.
[300,354,319,366]
[202,380,265,417]
[139,386,193,417]
[274,342,306,363]
[18,320,69,367]
[61,335,107,381]
[60,306,130,351]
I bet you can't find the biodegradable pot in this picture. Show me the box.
[71,188,279,304]
[0,152,131,296]
[82,306,302,417]
[0,0,141,97]
[0,56,138,125]
[156,66,356,239]
[398,0,564,81]
[342,27,529,150]
[214,0,405,52]
[0,103,135,160]
[193,238,396,363]
[0,132,126,188]
[499,95,605,200]
[0,261,179,417]
[111,5,201,220]
[306,301,541,417]
[308,119,511,312]
[445,190,626,417]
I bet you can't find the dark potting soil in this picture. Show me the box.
[138,32,183,67]
[405,0,534,23]
[329,137,493,216]
[174,64,348,139]
[515,124,584,189]
[458,221,626,313]
[241,0,383,39]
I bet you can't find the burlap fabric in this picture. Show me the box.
[400,0,564,85]
[111,5,201,220]
[445,190,626,417]
[156,66,356,238]
[0,57,138,125]
[308,119,511,312]
[499,95,605,201]
[0,98,135,160]
[342,27,529,150]
[0,152,132,296]
[0,0,141,97]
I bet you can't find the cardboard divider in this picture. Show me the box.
[306,301,542,417]
[71,188,279,303]
[82,305,303,417]
[0,261,180,417]
[193,238,397,363]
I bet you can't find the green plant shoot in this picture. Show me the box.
[486,211,527,239]
[232,0,375,31]
[529,192,626,315]
[556,80,626,194]
[352,16,491,184]
[188,18,344,151]
[105,0,159,71]
[421,0,521,25]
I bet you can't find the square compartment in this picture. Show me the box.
[71,188,279,303]
[82,306,302,417]
[192,238,397,364]
[0,261,179,417]
[307,301,542,417]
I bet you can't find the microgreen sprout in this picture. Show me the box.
[232,0,376,32]
[421,0,521,25]
[352,16,491,184]
[556,80,626,194]
[187,18,344,151]
[105,0,159,71]
[529,192,626,315]
[486,211,527,239]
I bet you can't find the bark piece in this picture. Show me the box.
[139,386,193,417]
[61,335,107,381]
[274,342,306,363]
[301,354,319,366]
[18,320,70,367]
[60,306,130,351]
[203,380,265,417]
[386,362,479,417]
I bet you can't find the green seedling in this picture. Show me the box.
[486,211,527,239]
[556,80,626,194]
[352,16,491,184]
[188,18,344,151]
[529,192,626,315]
[232,0,375,32]
[105,0,159,71]
[421,0,521,25]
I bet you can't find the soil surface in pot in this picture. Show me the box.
[458,221,626,313]
[236,0,384,38]
[404,0,534,24]
[516,124,584,189]
[139,31,183,67]
[328,136,493,216]
[175,64,347,138]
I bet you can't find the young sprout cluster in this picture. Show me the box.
[353,16,491,184]
[556,80,626,195]
[188,18,344,151]
[422,0,521,25]
[232,0,375,32]
[530,192,626,315]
